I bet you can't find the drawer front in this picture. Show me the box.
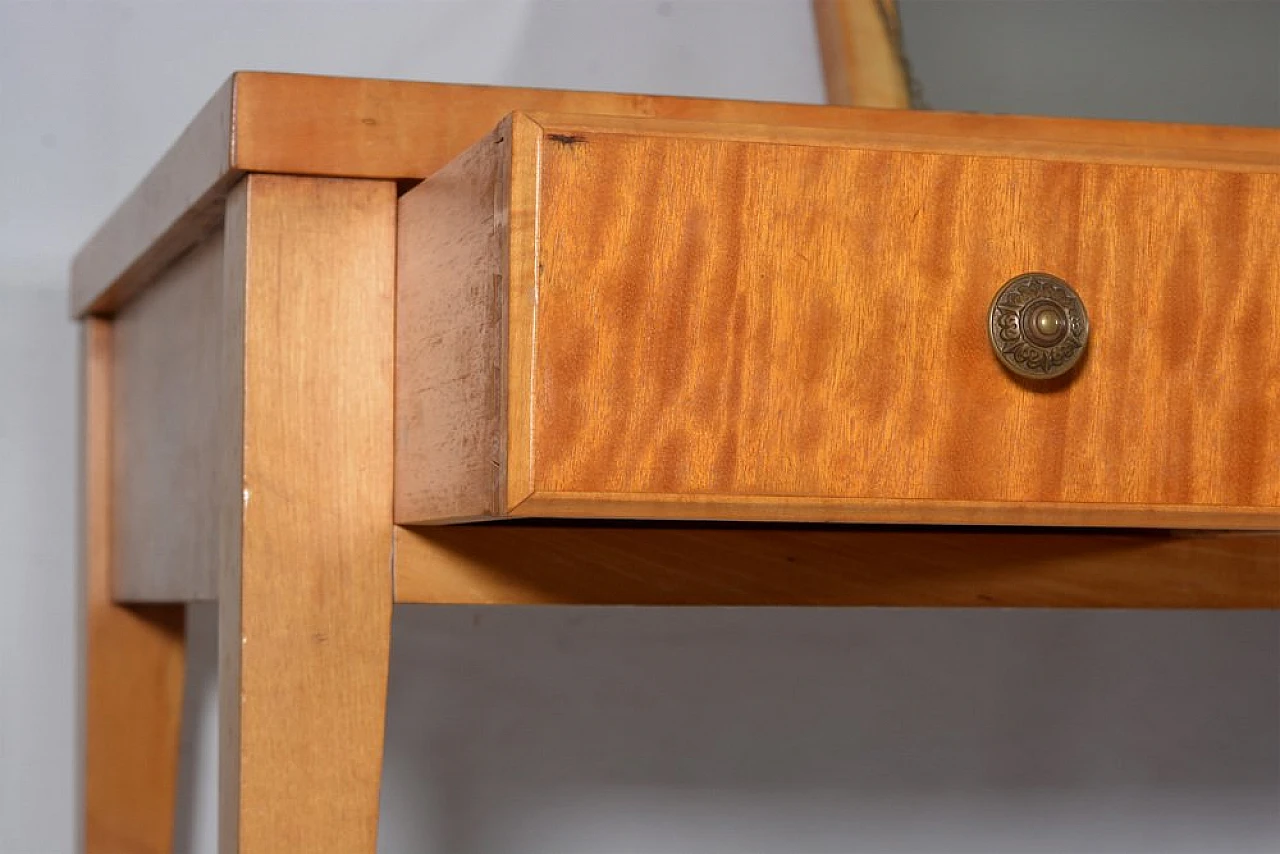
[396,113,1280,528]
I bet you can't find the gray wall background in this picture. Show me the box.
[1,1,1277,852]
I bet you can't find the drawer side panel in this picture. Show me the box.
[396,126,508,522]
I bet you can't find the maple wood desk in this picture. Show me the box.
[72,73,1279,854]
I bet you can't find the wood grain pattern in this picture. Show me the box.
[524,118,1280,526]
[395,114,1280,528]
[71,71,1280,318]
[111,232,225,602]
[813,0,911,108]
[231,73,1280,176]
[394,525,1280,609]
[83,318,186,853]
[396,126,506,522]
[219,176,395,854]
[498,111,1280,173]
[514,495,1280,530]
[502,114,545,509]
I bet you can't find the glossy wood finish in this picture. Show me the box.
[219,176,394,854]
[231,72,1280,176]
[112,233,225,602]
[83,319,186,854]
[394,526,1279,609]
[70,72,1280,318]
[813,0,911,108]
[395,112,1280,528]
[526,119,1280,519]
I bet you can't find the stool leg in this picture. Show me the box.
[217,175,396,854]
[83,318,186,854]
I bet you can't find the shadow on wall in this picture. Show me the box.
[362,607,1278,854]
[0,288,80,854]
[174,605,1280,854]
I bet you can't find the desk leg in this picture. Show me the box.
[83,318,186,853]
[218,176,396,854]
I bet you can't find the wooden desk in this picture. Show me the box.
[73,72,1279,854]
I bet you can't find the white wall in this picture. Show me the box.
[1,2,1277,853]
[0,287,79,853]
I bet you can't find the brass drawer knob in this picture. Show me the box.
[988,272,1090,379]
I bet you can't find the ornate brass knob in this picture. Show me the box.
[988,272,1089,380]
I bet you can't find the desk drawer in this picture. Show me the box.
[396,112,1280,528]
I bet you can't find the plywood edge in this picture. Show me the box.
[517,110,1280,173]
[393,524,1280,608]
[70,74,239,318]
[510,491,1280,531]
[395,121,510,523]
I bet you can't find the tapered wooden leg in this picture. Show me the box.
[83,318,186,853]
[218,175,396,853]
